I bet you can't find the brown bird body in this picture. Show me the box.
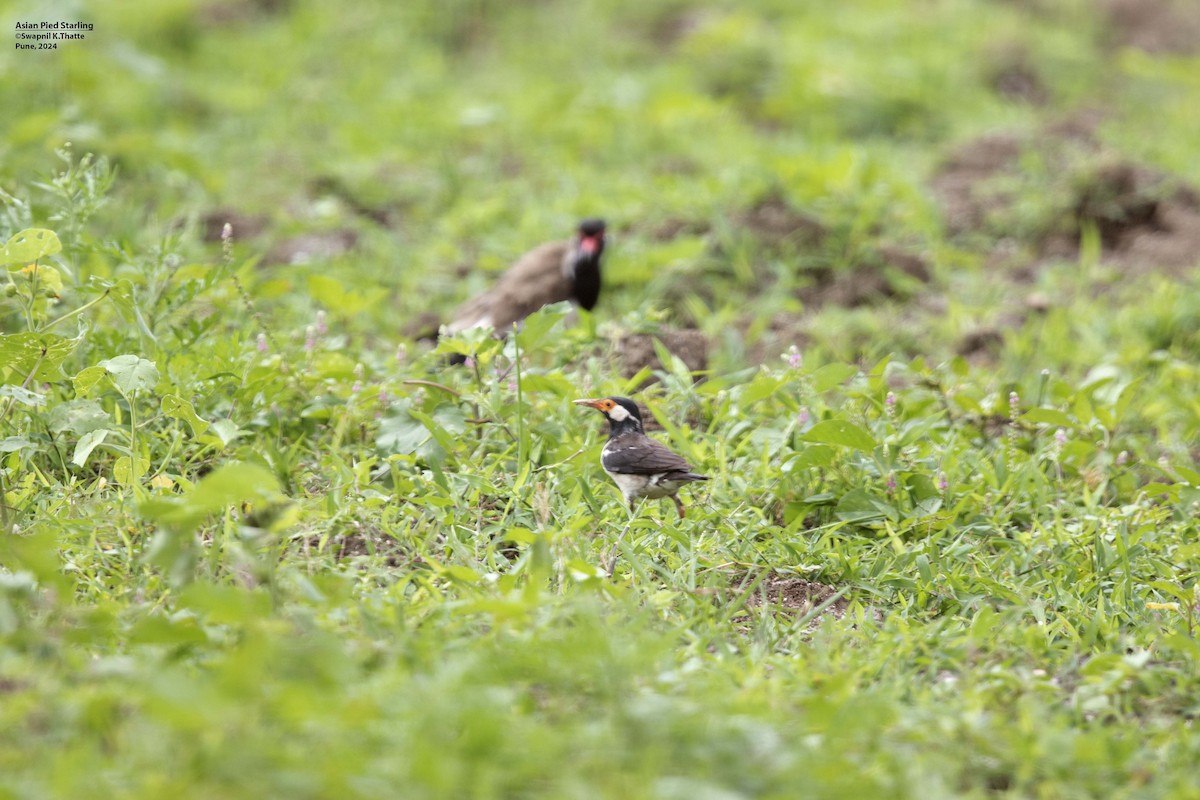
[574,397,708,519]
[446,219,605,335]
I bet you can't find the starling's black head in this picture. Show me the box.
[578,218,606,237]
[573,396,643,434]
[570,218,606,311]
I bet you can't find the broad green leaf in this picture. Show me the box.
[191,462,281,511]
[1,228,61,266]
[739,371,785,404]
[99,354,159,394]
[1113,378,1143,424]
[376,410,430,454]
[514,302,570,350]
[565,559,606,580]
[1020,408,1075,428]
[1097,377,1142,430]
[1061,440,1095,462]
[0,385,44,406]
[748,425,787,454]
[801,419,877,451]
[1149,581,1195,605]
[161,394,210,436]
[308,274,347,306]
[0,528,74,596]
[789,444,836,470]
[0,436,35,453]
[306,274,385,315]
[176,582,272,624]
[207,419,245,447]
[72,428,113,466]
[312,351,358,380]
[913,497,944,517]
[140,461,283,534]
[905,473,940,502]
[48,398,109,434]
[378,402,464,461]
[441,565,481,583]
[126,613,209,647]
[1072,391,1093,426]
[19,263,64,296]
[114,455,150,485]
[72,366,108,398]
[520,373,575,396]
[436,324,497,358]
[916,554,933,582]
[0,330,83,382]
[408,405,464,455]
[1078,653,1125,677]
[1175,464,1200,487]
[810,362,859,392]
[1138,483,1179,501]
[952,393,983,415]
[503,527,538,544]
[835,488,895,523]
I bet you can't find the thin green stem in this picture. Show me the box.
[513,324,526,474]
[43,287,110,331]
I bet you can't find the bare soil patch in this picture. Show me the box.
[932,111,1200,276]
[1105,0,1200,56]
[739,575,885,630]
[265,229,359,266]
[617,328,709,383]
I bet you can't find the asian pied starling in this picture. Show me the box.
[573,397,708,518]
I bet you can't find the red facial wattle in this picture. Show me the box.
[579,235,602,255]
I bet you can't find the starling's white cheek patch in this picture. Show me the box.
[607,404,631,422]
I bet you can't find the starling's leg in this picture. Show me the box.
[672,495,686,519]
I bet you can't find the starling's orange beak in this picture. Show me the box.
[573,398,604,410]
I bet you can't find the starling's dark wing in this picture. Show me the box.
[602,434,695,476]
[446,241,571,333]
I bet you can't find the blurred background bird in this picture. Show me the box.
[445,218,606,336]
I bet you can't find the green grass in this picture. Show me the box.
[4,0,1200,797]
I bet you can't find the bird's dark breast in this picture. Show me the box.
[572,261,601,311]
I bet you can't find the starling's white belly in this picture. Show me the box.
[606,470,681,500]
